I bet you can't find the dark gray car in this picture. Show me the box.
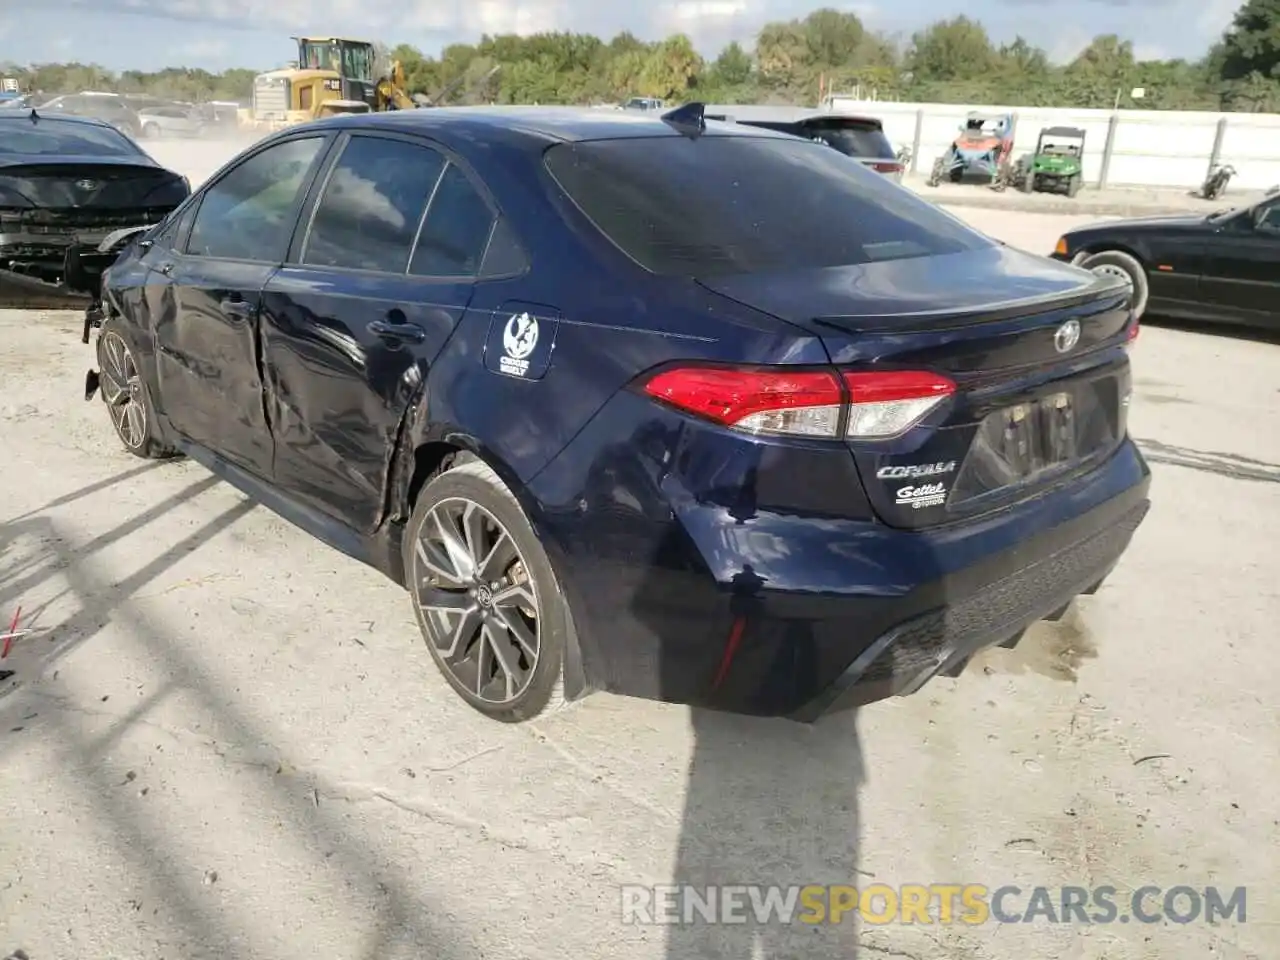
[704,105,903,180]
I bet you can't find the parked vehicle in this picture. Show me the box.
[704,106,904,178]
[1051,192,1280,329]
[622,97,664,111]
[78,103,1149,724]
[1021,126,1086,197]
[1200,163,1235,200]
[927,112,1016,186]
[0,112,190,310]
[138,105,204,139]
[36,92,143,138]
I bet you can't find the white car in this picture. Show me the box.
[137,105,203,139]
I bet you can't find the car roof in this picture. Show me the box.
[298,105,811,146]
[0,110,119,130]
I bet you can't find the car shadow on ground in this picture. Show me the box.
[610,482,867,955]
[663,707,866,958]
[0,466,463,960]
[1142,313,1280,346]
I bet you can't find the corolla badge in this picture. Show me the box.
[74,179,99,191]
[1054,319,1081,353]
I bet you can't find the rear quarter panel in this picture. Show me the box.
[413,134,832,488]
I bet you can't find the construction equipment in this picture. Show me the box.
[927,112,1016,187]
[246,37,495,131]
[248,37,378,130]
[1019,126,1086,197]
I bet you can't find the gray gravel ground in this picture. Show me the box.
[0,138,1276,960]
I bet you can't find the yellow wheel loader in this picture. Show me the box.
[245,36,499,131]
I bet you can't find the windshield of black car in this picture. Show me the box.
[543,135,991,275]
[0,121,144,157]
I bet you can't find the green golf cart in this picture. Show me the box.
[1021,126,1086,197]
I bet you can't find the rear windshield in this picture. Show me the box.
[544,135,990,276]
[0,120,142,158]
[745,118,896,160]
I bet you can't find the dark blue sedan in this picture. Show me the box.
[84,104,1151,723]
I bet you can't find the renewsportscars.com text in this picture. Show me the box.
[619,884,1247,926]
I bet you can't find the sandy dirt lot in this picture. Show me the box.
[0,139,1277,960]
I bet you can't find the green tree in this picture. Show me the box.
[1218,0,1280,80]
[907,16,997,82]
[4,13,1277,114]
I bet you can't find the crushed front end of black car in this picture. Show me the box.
[0,114,190,309]
[0,194,184,309]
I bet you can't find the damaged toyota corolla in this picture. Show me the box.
[79,104,1151,725]
[0,110,189,309]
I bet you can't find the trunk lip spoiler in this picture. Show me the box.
[808,277,1130,335]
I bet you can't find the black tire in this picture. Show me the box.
[96,318,179,459]
[1078,249,1149,319]
[403,456,574,723]
[927,157,944,187]
[1067,174,1081,198]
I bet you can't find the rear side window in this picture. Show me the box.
[544,136,989,276]
[303,135,446,272]
[409,164,495,278]
[0,120,142,157]
[186,136,325,261]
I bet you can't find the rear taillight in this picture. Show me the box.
[1126,318,1140,343]
[843,370,955,439]
[871,161,903,175]
[640,366,955,440]
[642,367,843,438]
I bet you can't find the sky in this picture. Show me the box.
[0,0,1247,73]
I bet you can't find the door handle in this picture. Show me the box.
[219,298,254,319]
[367,318,425,343]
[156,261,174,275]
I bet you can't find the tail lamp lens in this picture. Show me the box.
[640,366,955,440]
[642,367,843,438]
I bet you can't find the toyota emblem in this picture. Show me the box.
[1054,319,1081,354]
[74,179,99,191]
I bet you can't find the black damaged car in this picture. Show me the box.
[1051,190,1280,331]
[0,111,189,309]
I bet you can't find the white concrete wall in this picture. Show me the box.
[827,98,1280,190]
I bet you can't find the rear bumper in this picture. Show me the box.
[532,414,1152,719]
[788,493,1146,720]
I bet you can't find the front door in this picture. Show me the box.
[153,134,331,477]
[1200,197,1280,324]
[262,132,503,532]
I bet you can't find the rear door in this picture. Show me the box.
[155,133,331,477]
[262,131,503,532]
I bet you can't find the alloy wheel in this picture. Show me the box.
[99,332,148,450]
[1090,263,1134,289]
[412,497,540,704]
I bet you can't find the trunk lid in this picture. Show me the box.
[0,158,184,212]
[698,246,1135,530]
